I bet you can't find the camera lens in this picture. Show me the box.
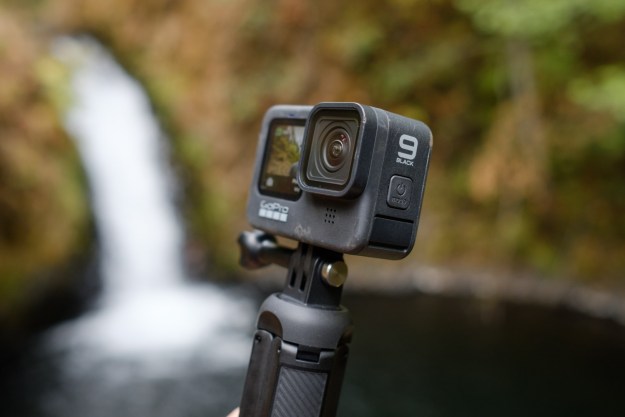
[321,128,351,172]
[302,108,360,190]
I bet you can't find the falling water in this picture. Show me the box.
[57,37,185,294]
[33,37,255,416]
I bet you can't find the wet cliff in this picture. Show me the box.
[0,6,91,336]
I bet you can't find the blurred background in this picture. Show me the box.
[1,0,624,416]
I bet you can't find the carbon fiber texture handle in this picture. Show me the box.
[239,312,350,417]
[271,367,327,417]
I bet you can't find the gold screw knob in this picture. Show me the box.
[321,261,348,288]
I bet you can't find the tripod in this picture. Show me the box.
[237,230,353,417]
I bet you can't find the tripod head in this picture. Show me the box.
[238,230,348,293]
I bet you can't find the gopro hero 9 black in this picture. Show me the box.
[247,102,432,259]
[237,102,432,417]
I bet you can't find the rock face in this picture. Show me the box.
[0,7,90,331]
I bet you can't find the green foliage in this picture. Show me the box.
[456,0,625,39]
[570,66,625,124]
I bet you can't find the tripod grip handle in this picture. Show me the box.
[240,329,349,417]
[239,295,352,417]
[239,330,282,416]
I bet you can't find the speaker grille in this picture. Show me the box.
[323,208,336,224]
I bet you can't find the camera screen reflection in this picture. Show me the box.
[259,121,305,200]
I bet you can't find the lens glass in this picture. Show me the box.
[303,109,360,189]
[322,128,350,172]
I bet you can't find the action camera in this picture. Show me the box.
[247,102,432,259]
[238,104,431,416]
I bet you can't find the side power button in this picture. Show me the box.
[387,175,413,209]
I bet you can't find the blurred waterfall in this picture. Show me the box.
[47,36,253,369]
[56,38,184,294]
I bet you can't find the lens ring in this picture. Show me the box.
[320,127,351,172]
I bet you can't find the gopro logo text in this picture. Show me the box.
[259,200,289,222]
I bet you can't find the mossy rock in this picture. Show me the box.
[0,6,92,331]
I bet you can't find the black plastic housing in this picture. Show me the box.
[247,102,432,259]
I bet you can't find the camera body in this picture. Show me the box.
[247,102,432,259]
